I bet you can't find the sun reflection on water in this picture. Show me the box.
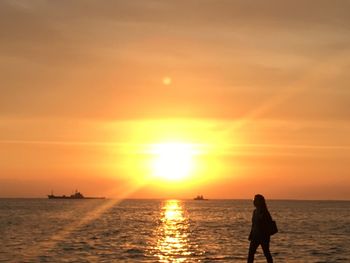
[156,200,191,262]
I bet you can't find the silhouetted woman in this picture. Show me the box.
[247,194,274,263]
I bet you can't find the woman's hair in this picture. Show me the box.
[254,194,268,210]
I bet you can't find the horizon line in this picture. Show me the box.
[1,197,349,201]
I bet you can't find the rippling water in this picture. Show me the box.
[0,199,349,262]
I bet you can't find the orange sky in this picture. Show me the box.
[0,1,350,199]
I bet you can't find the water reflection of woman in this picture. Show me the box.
[247,194,274,263]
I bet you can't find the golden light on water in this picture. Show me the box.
[156,200,191,262]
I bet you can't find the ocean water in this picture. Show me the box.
[0,199,349,262]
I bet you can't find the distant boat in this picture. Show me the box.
[194,195,208,200]
[48,190,105,199]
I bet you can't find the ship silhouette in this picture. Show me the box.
[48,190,105,199]
[194,195,208,200]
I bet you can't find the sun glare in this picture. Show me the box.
[150,142,196,181]
[162,76,172,85]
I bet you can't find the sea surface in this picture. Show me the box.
[0,199,349,262]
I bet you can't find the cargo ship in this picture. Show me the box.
[48,190,105,199]
[194,195,208,200]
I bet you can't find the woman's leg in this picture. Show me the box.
[247,240,259,263]
[261,240,273,263]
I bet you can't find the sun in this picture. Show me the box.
[150,142,196,181]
